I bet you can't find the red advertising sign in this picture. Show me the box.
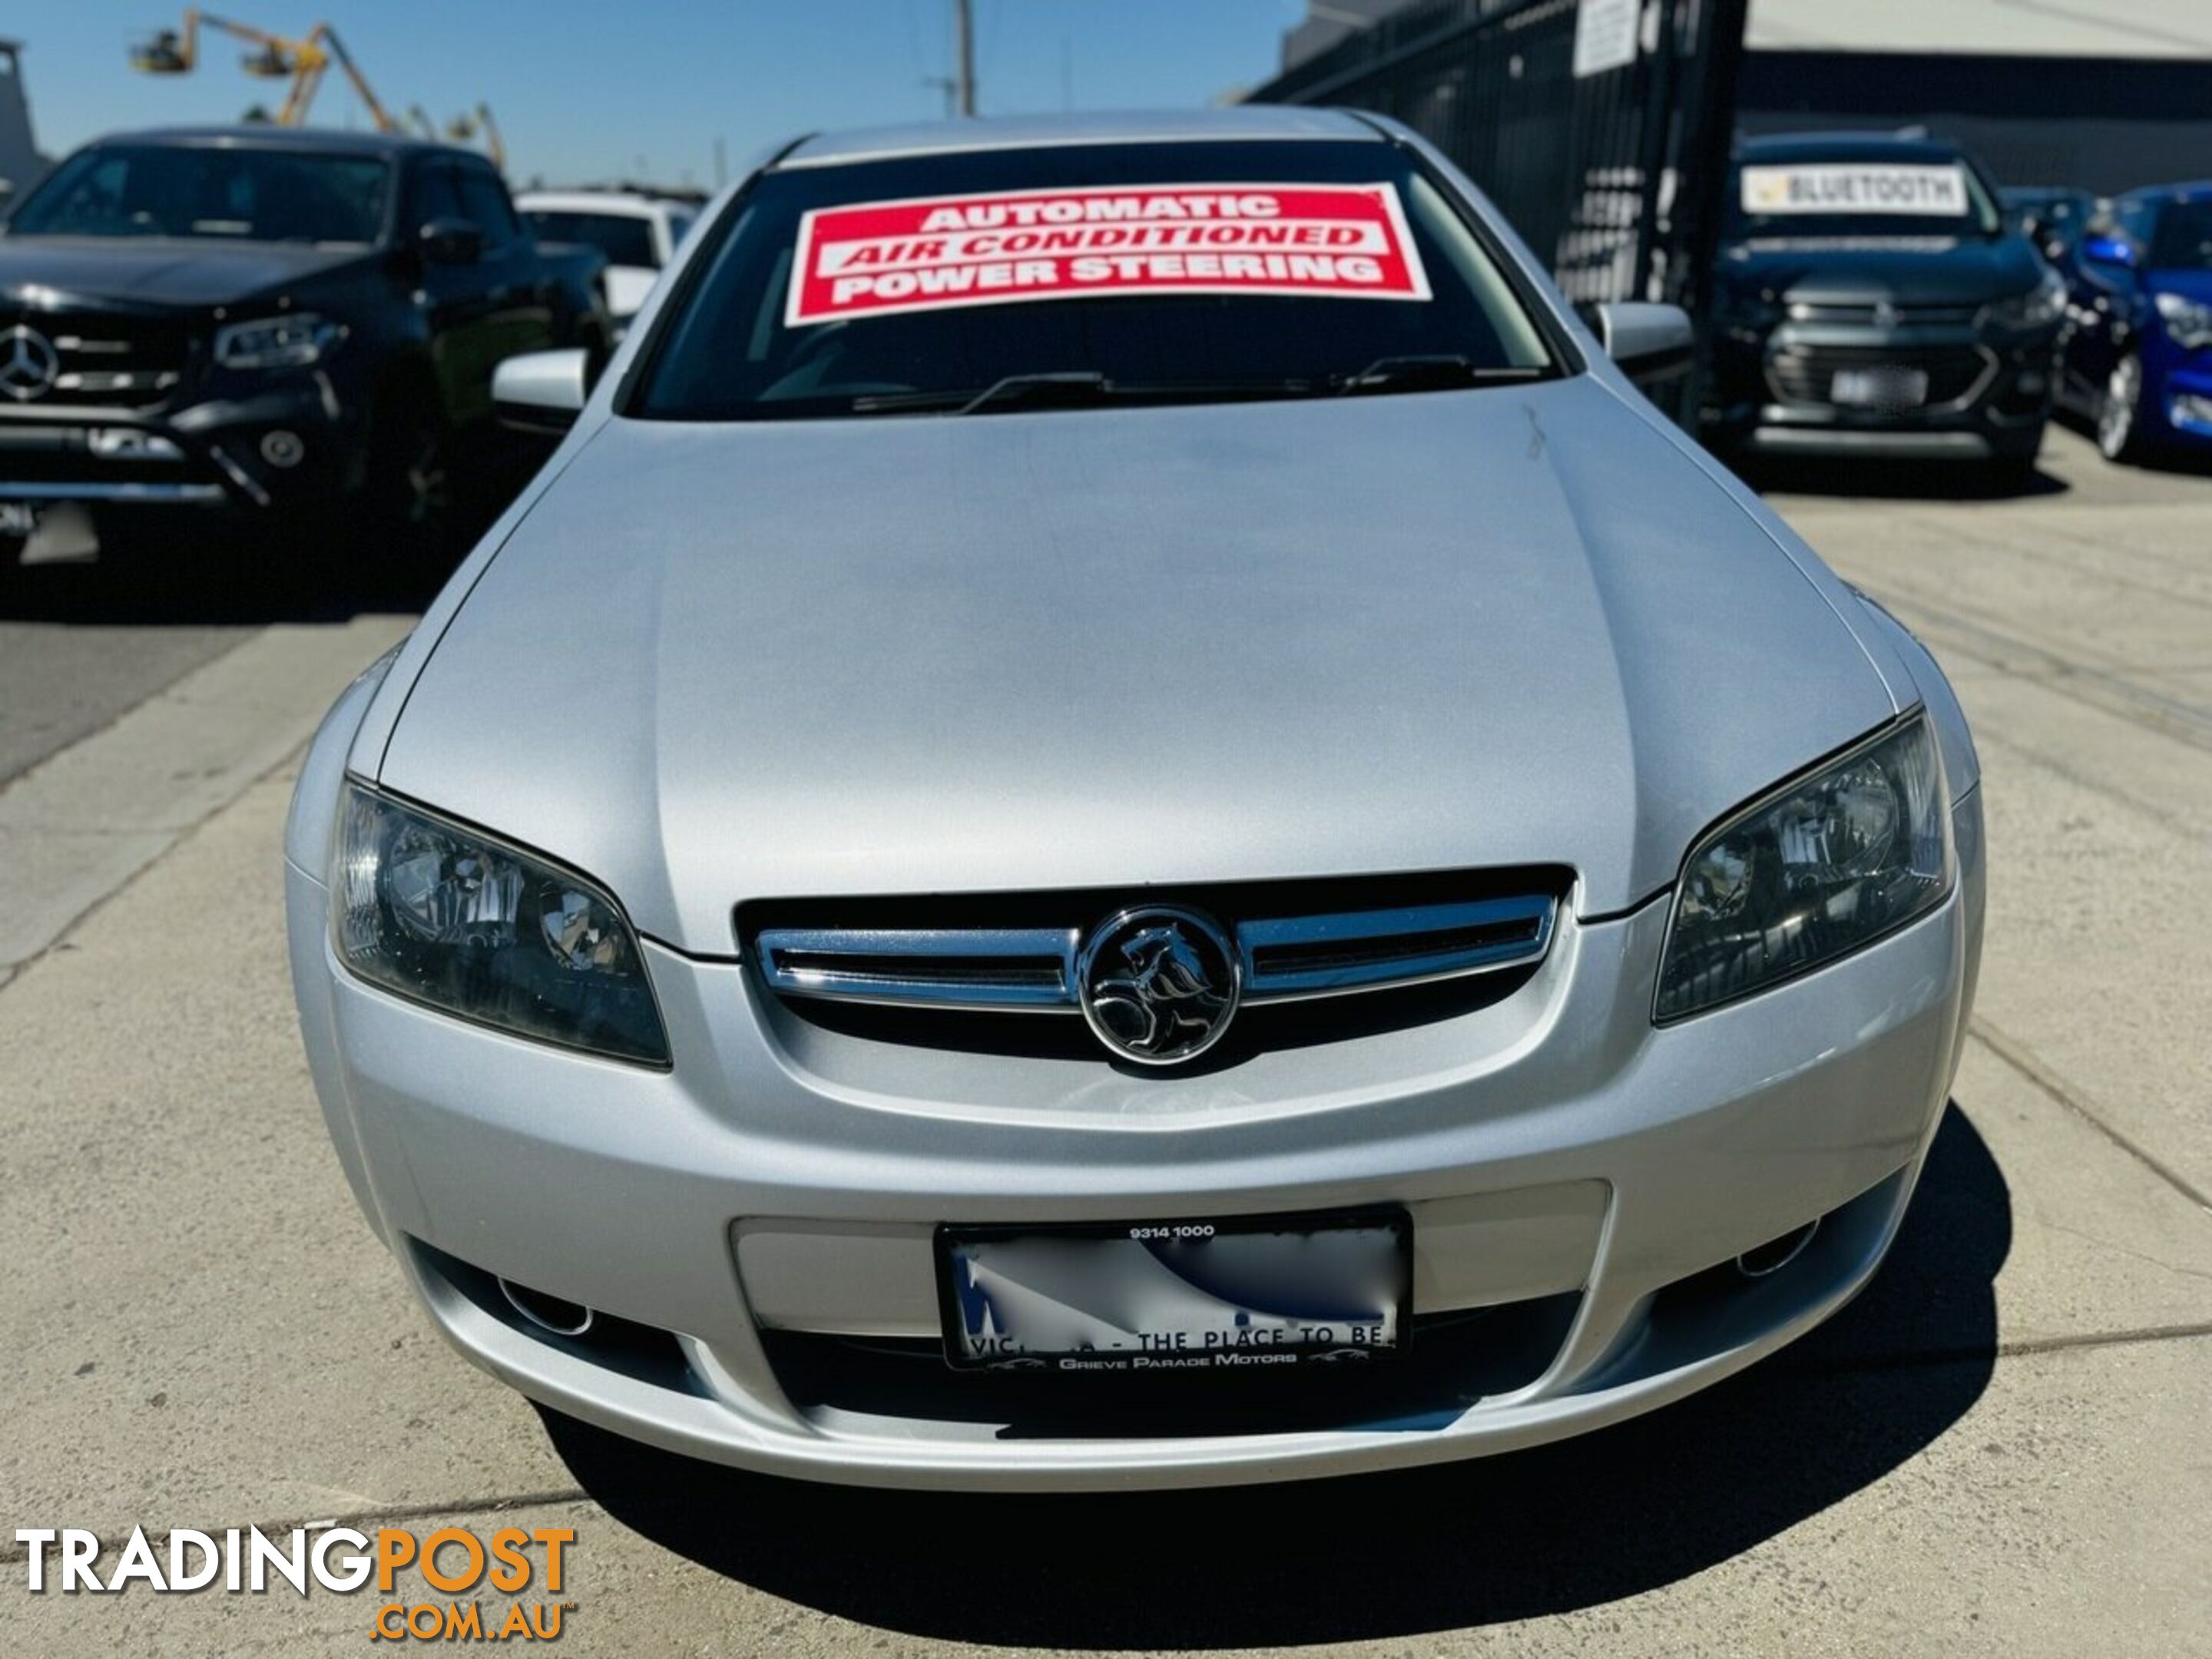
[784,182,1433,326]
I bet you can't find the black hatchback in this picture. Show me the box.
[1705,134,2065,478]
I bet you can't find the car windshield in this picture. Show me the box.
[2147,200,2212,270]
[631,139,1558,422]
[8,143,391,246]
[522,208,659,268]
[1730,153,2002,242]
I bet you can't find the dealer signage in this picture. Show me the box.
[1739,164,1970,217]
[784,182,1433,325]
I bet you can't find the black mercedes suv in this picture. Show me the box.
[0,127,609,565]
[1705,133,2065,478]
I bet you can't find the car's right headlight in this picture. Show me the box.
[214,311,345,369]
[1655,714,1952,1022]
[1979,267,2067,331]
[2154,291,2212,350]
[331,780,670,1066]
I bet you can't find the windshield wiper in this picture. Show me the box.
[958,371,1113,415]
[846,373,1109,416]
[1334,355,1548,396]
[846,373,1320,418]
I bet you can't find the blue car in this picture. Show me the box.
[2058,184,2212,464]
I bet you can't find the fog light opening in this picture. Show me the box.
[1735,1218,1820,1279]
[498,1278,594,1336]
[259,429,306,469]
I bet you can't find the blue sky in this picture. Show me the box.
[13,2,1309,187]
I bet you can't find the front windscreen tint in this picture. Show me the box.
[10,144,391,246]
[2148,200,2212,271]
[631,140,1558,422]
[523,209,659,268]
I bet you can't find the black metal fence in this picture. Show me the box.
[1247,0,1750,422]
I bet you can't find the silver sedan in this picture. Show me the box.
[286,108,1984,1490]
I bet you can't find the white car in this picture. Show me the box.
[516,190,695,328]
[292,109,1983,1492]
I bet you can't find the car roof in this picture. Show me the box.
[88,124,471,161]
[2121,181,2212,204]
[778,107,1382,170]
[1736,132,1969,165]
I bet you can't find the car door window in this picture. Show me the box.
[2147,201,2212,272]
[407,162,464,234]
[456,167,520,255]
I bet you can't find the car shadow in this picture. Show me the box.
[1736,455,2070,502]
[0,499,508,626]
[540,1102,2008,1646]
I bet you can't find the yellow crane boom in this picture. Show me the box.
[444,103,505,173]
[131,13,507,171]
[130,11,399,136]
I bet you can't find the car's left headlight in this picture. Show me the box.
[2154,291,2212,349]
[1655,714,1952,1022]
[1980,267,2066,331]
[331,780,670,1066]
[214,311,345,369]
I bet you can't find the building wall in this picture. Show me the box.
[1280,0,2212,70]
[1746,0,2212,58]
[1737,49,2212,192]
[1280,0,1412,71]
[0,44,47,200]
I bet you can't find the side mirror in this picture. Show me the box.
[601,264,659,323]
[1594,301,1696,375]
[494,348,588,434]
[419,215,484,266]
[2081,235,2136,270]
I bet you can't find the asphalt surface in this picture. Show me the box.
[2,423,2208,1656]
[0,528,445,787]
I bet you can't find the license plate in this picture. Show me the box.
[1830,366,1929,408]
[935,1209,1411,1373]
[0,502,37,538]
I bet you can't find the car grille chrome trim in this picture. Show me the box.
[1764,344,1998,412]
[1236,895,1555,1001]
[0,480,227,502]
[2,317,194,410]
[753,927,1084,1012]
[1783,300,1980,327]
[752,893,1556,1014]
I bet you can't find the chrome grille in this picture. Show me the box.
[753,928,1080,1011]
[5,316,193,409]
[1767,345,1993,409]
[752,893,1556,1015]
[1784,300,1980,327]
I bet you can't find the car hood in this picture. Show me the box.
[379,378,1897,949]
[0,236,373,311]
[1720,235,2040,303]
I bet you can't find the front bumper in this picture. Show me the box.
[0,378,360,518]
[286,787,1984,1491]
[1707,316,2059,461]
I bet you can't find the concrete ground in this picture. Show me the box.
[2,425,2207,1655]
